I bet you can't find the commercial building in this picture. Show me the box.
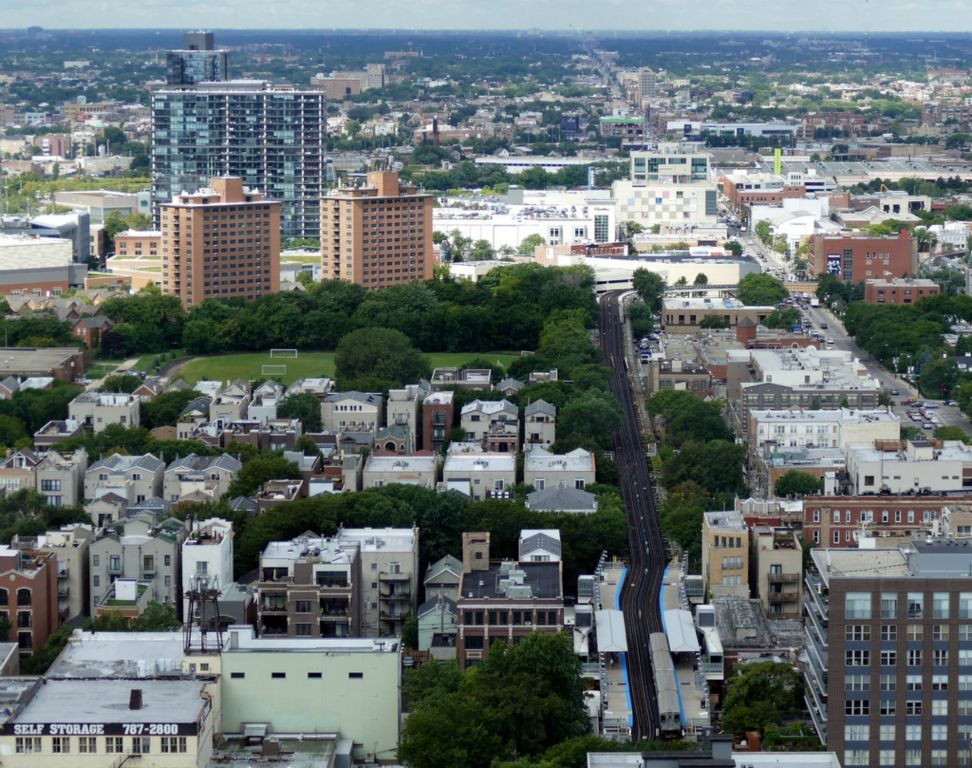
[845,439,972,495]
[0,234,82,296]
[863,277,941,305]
[662,297,776,334]
[613,143,719,233]
[599,115,645,140]
[455,532,564,668]
[165,30,229,85]
[810,232,918,282]
[0,547,58,658]
[151,81,326,240]
[320,171,433,288]
[0,677,215,767]
[749,408,900,454]
[160,177,281,308]
[257,534,362,639]
[701,511,750,600]
[219,625,400,762]
[52,189,150,225]
[638,67,659,106]
[803,495,972,548]
[69,392,140,434]
[805,540,972,768]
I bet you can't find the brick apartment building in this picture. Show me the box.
[320,171,433,288]
[863,278,941,305]
[810,231,917,283]
[114,230,161,259]
[803,495,972,547]
[160,176,281,308]
[455,532,564,668]
[422,391,454,453]
[0,547,58,658]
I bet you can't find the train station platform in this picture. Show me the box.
[661,560,712,736]
[597,561,633,739]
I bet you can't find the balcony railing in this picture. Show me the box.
[767,572,800,584]
[769,591,799,603]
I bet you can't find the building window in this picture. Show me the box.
[880,650,896,666]
[79,736,96,753]
[933,592,950,619]
[907,649,922,666]
[905,700,922,716]
[161,736,187,753]
[307,672,322,679]
[880,592,897,618]
[880,624,897,641]
[16,737,41,753]
[845,592,871,619]
[230,672,245,679]
[348,672,363,679]
[271,672,286,679]
[132,736,150,754]
[16,589,30,606]
[295,600,312,613]
[846,625,871,642]
[845,699,870,715]
[846,650,870,666]
[907,592,923,618]
[52,737,70,754]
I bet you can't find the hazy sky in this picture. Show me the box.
[8,0,972,33]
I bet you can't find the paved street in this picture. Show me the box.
[734,231,972,436]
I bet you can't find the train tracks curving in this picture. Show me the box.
[599,291,667,742]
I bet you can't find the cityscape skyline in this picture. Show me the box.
[6,0,972,33]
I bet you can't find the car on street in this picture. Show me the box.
[902,399,917,406]
[891,389,900,396]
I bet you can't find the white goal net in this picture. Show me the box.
[270,348,298,359]
[261,364,287,376]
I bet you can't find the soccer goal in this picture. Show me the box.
[262,364,287,377]
[270,348,298,359]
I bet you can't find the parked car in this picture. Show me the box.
[902,398,917,406]
[890,389,900,396]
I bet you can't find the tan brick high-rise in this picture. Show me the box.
[321,171,433,288]
[161,176,281,308]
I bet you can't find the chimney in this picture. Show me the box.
[462,531,490,573]
[129,689,143,710]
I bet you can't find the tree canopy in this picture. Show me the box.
[736,273,788,306]
[722,662,805,738]
[334,327,432,391]
[775,470,823,498]
[632,269,666,314]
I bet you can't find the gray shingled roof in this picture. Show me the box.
[525,487,597,513]
[165,453,242,473]
[88,453,164,474]
[524,399,556,417]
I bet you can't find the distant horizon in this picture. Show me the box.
[6,26,972,35]
[4,0,972,35]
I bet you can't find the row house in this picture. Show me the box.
[210,380,251,426]
[460,399,519,453]
[523,399,557,451]
[162,453,242,503]
[247,380,285,423]
[84,453,164,507]
[176,396,212,439]
[386,381,430,453]
[321,391,384,435]
[68,391,140,433]
[523,447,595,491]
[0,448,87,506]
[89,512,187,617]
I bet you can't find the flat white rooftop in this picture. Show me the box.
[15,679,207,725]
[48,630,186,678]
[224,625,398,653]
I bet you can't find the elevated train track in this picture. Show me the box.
[599,291,669,741]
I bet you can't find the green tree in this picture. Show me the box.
[754,219,772,245]
[277,392,324,433]
[662,440,746,497]
[334,327,431,391]
[141,389,202,430]
[699,315,728,329]
[470,239,495,260]
[226,456,300,498]
[0,414,27,447]
[763,307,801,329]
[775,470,824,497]
[724,240,743,258]
[100,374,141,393]
[919,358,959,399]
[103,211,152,252]
[556,388,623,450]
[736,272,787,306]
[693,272,708,286]
[722,661,805,737]
[934,426,968,441]
[517,234,546,257]
[631,269,666,313]
[659,481,708,571]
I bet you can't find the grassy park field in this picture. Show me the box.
[176,350,520,386]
